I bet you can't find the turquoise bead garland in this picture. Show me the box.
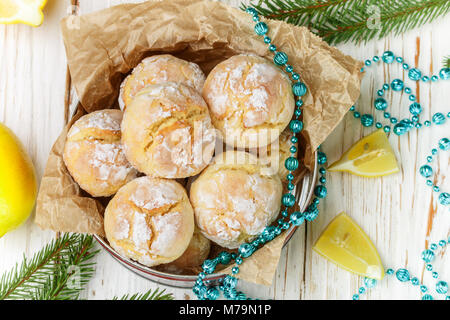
[192,7,449,301]
[350,52,449,299]
[192,7,325,300]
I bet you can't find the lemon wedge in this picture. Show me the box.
[0,122,37,237]
[313,212,385,280]
[0,0,47,27]
[327,129,399,177]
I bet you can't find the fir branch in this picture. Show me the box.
[443,55,450,68]
[0,233,98,300]
[243,0,450,45]
[113,288,174,300]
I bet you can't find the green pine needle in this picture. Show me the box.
[113,288,174,300]
[443,55,450,68]
[0,233,98,300]
[243,0,450,45]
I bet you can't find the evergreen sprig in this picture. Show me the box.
[443,55,450,68]
[243,0,450,45]
[0,233,98,300]
[114,288,174,300]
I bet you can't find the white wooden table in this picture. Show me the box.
[0,0,449,300]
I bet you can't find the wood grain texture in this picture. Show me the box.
[0,0,448,300]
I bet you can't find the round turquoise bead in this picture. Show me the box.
[422,76,429,82]
[395,268,410,282]
[419,165,433,178]
[361,114,374,127]
[314,185,327,198]
[439,192,450,205]
[390,117,398,124]
[393,122,408,135]
[295,109,302,117]
[382,51,395,63]
[317,152,327,164]
[282,193,296,207]
[291,136,298,143]
[304,207,319,221]
[439,67,450,80]
[290,145,297,153]
[433,186,440,192]
[431,75,439,82]
[274,51,288,66]
[383,126,391,133]
[365,60,371,66]
[373,55,379,62]
[202,259,216,274]
[264,36,271,43]
[296,99,304,108]
[436,281,448,294]
[438,138,450,150]
[400,119,414,129]
[424,120,431,126]
[219,251,232,264]
[377,89,384,96]
[292,82,307,96]
[292,73,300,80]
[238,243,253,258]
[373,98,387,110]
[432,271,439,278]
[285,157,299,170]
[376,122,382,129]
[422,294,433,300]
[386,268,394,275]
[396,56,403,63]
[353,112,360,118]
[404,87,411,94]
[364,277,377,288]
[290,211,305,226]
[289,119,303,133]
[254,22,268,35]
[409,94,416,101]
[384,112,390,118]
[421,249,435,263]
[207,287,219,300]
[352,294,359,300]
[409,102,422,115]
[223,275,238,288]
[432,112,446,125]
[411,277,419,285]
[408,68,422,81]
[245,7,258,15]
[252,15,260,22]
[402,63,409,70]
[269,44,276,51]
[382,83,389,90]
[232,267,239,274]
[420,285,428,292]
[391,79,404,91]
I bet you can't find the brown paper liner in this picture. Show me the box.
[36,0,363,286]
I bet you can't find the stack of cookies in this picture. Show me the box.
[63,53,297,273]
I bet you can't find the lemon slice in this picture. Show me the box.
[313,212,384,280]
[328,129,399,177]
[0,0,47,27]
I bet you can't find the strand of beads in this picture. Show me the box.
[353,238,449,300]
[350,51,450,136]
[351,53,449,300]
[192,7,327,300]
[419,138,450,207]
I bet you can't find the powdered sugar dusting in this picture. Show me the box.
[151,211,182,254]
[130,179,181,211]
[132,211,151,248]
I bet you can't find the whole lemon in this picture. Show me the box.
[0,122,37,238]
